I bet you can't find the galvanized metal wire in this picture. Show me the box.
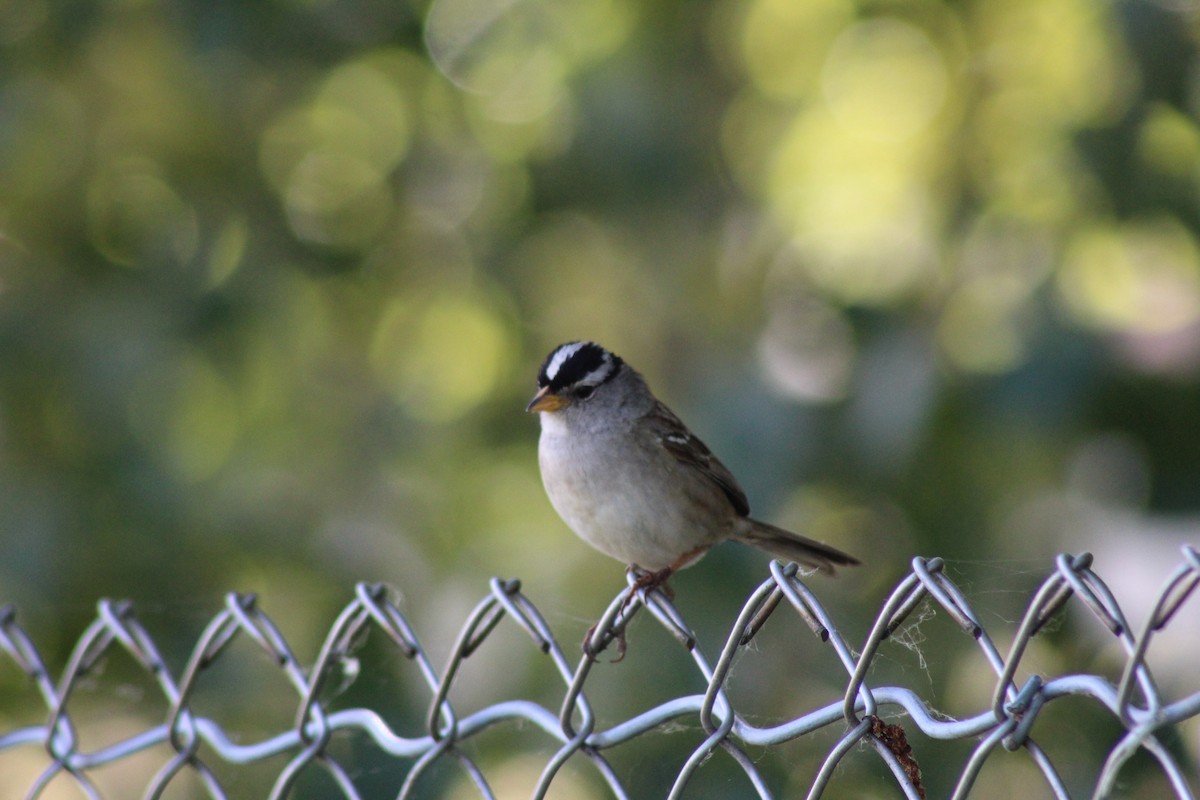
[1,547,1198,799]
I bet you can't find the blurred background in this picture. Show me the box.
[1,0,1198,796]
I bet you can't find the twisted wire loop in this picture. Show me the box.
[1,547,1198,798]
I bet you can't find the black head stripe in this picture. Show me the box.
[538,341,623,392]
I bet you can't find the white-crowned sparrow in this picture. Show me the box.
[527,341,859,584]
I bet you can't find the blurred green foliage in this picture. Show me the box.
[1,0,1198,796]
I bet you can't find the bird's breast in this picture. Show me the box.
[537,424,726,570]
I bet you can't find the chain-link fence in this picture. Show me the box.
[2,547,1198,799]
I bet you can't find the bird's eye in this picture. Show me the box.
[574,385,596,400]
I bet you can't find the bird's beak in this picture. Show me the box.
[526,387,567,413]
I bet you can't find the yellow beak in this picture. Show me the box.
[526,387,568,413]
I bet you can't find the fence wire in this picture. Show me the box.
[1,547,1198,799]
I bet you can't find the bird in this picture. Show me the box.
[526,341,859,592]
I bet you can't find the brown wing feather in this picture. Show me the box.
[646,402,861,573]
[647,403,751,516]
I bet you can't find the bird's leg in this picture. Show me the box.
[632,565,674,594]
[633,544,709,599]
[581,565,670,662]
[582,548,708,662]
[628,544,709,601]
[582,620,628,662]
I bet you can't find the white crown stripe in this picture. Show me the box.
[581,360,614,385]
[544,342,586,382]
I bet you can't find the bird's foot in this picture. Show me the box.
[582,621,628,662]
[630,565,675,599]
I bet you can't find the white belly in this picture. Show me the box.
[537,418,724,570]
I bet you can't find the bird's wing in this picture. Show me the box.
[646,402,751,517]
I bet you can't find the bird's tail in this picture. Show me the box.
[736,519,860,575]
